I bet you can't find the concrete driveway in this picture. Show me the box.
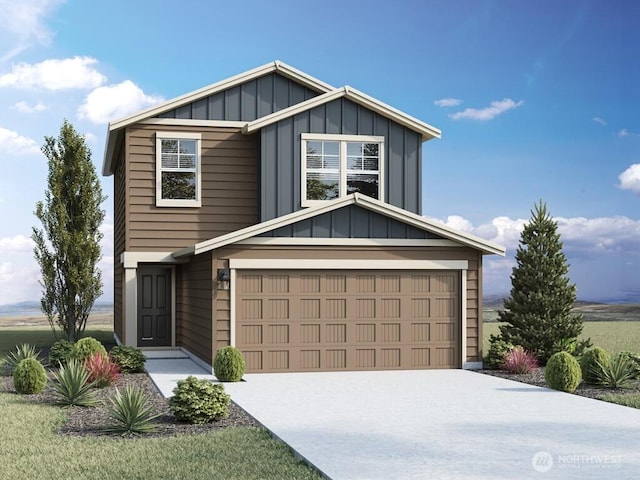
[147,361,640,480]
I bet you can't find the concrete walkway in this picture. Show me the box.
[146,357,640,480]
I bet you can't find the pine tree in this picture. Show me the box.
[497,201,586,364]
[32,120,106,342]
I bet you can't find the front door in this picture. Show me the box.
[137,266,172,347]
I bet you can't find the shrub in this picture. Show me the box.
[51,358,98,407]
[49,339,74,367]
[4,343,42,374]
[85,353,120,388]
[484,335,515,370]
[620,351,640,379]
[579,347,611,384]
[593,353,636,389]
[110,345,146,373]
[214,346,246,382]
[545,351,582,393]
[168,376,230,424]
[13,358,47,394]
[72,337,107,361]
[500,346,539,374]
[103,385,160,435]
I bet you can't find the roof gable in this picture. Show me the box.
[173,193,505,258]
[242,86,441,142]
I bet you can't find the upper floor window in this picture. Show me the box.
[301,133,384,206]
[156,132,202,207]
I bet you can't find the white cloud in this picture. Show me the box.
[0,56,106,90]
[449,98,524,121]
[13,100,47,113]
[592,116,606,126]
[84,132,98,145]
[0,234,34,253]
[618,164,640,195]
[0,0,64,61]
[617,128,640,138]
[434,98,462,108]
[78,80,164,124]
[0,126,40,155]
[0,261,41,306]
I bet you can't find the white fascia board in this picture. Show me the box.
[121,251,187,269]
[102,61,334,176]
[351,194,506,256]
[237,238,462,247]
[229,258,468,270]
[243,86,442,142]
[139,118,247,129]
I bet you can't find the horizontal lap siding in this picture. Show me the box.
[177,251,213,364]
[213,246,482,364]
[125,125,258,251]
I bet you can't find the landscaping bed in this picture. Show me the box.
[1,371,260,438]
[479,368,640,407]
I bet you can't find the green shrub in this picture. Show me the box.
[49,339,74,367]
[545,351,582,393]
[214,346,246,382]
[579,347,611,384]
[103,385,160,435]
[168,376,230,424]
[72,337,107,361]
[85,353,120,388]
[13,358,47,394]
[110,345,146,373]
[51,358,98,407]
[593,353,636,389]
[4,344,42,375]
[484,335,515,370]
[620,351,640,379]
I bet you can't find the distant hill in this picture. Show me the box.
[0,301,113,317]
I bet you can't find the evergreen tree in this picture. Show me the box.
[32,120,106,342]
[497,201,586,364]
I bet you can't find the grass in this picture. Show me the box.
[598,393,640,409]
[0,387,321,480]
[483,321,640,356]
[0,325,322,479]
[0,326,114,357]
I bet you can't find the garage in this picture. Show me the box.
[235,269,460,372]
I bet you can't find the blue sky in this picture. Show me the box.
[0,0,638,305]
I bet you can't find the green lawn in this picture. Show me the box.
[483,321,640,355]
[0,325,321,480]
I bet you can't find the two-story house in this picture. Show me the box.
[102,61,505,373]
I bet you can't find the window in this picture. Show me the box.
[301,134,384,206]
[156,132,201,207]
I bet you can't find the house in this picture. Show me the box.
[102,61,505,373]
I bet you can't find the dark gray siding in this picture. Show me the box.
[158,73,320,122]
[259,205,441,239]
[260,98,423,221]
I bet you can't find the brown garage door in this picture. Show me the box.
[235,270,460,372]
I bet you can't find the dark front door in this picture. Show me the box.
[138,266,172,347]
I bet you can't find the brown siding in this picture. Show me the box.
[113,141,126,342]
[214,258,231,355]
[176,251,214,364]
[125,125,258,251]
[213,245,483,364]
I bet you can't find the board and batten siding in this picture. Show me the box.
[176,251,214,364]
[158,73,321,122]
[212,245,483,364]
[124,125,258,251]
[259,204,443,239]
[260,97,423,221]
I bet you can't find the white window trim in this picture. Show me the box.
[301,133,384,207]
[156,131,202,207]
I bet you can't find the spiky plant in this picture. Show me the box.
[102,386,159,435]
[51,358,98,407]
[4,344,42,374]
[594,354,637,390]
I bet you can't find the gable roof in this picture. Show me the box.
[243,86,441,142]
[102,61,334,175]
[172,193,505,258]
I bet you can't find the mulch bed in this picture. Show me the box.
[1,372,259,438]
[478,368,640,400]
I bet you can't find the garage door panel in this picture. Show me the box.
[236,270,460,372]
